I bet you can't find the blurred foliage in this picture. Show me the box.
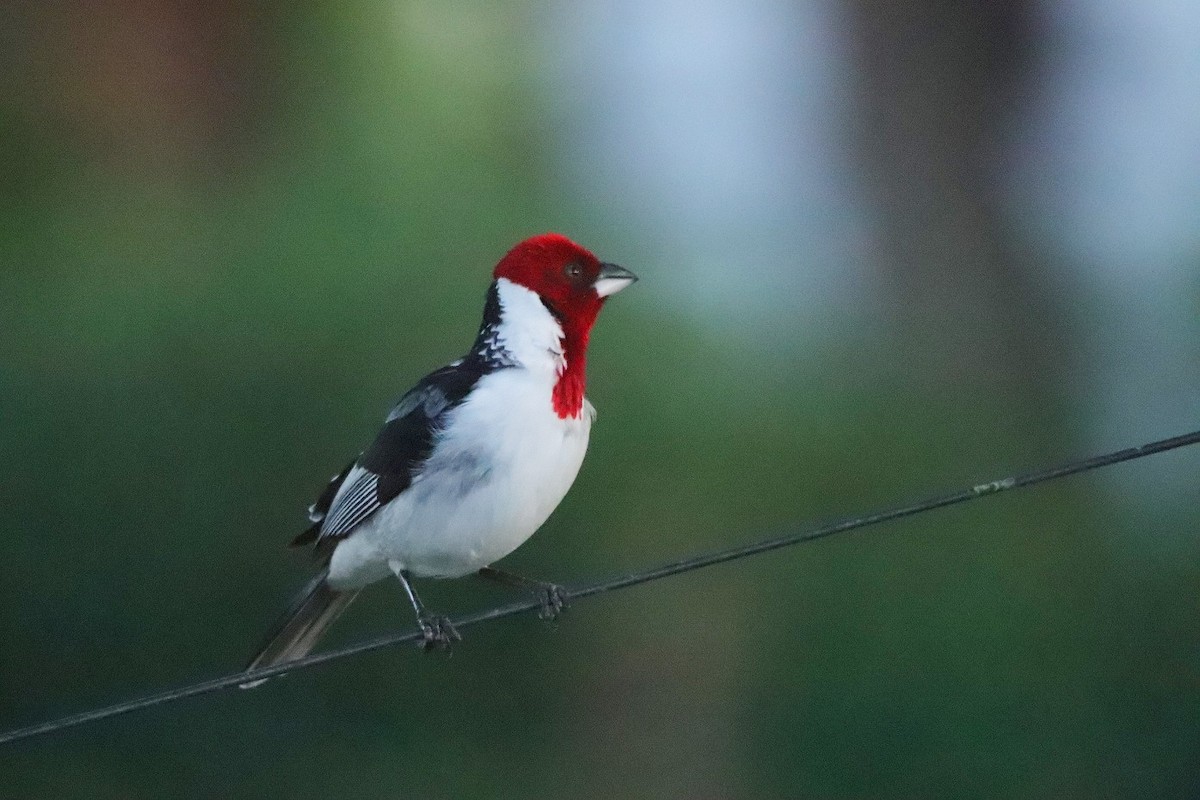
[2,2,1198,798]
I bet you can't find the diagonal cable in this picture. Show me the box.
[2,428,1198,747]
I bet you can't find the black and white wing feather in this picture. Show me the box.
[290,282,515,558]
[304,460,356,527]
[289,360,489,557]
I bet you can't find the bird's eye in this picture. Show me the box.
[564,262,583,280]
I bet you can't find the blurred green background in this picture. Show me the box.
[2,1,1198,797]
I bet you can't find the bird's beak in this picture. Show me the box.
[593,262,638,298]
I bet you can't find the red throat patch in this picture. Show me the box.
[551,323,591,419]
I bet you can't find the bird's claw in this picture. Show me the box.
[417,615,460,651]
[536,584,570,621]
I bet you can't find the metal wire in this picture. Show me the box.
[2,428,1198,747]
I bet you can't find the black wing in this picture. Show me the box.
[292,360,489,557]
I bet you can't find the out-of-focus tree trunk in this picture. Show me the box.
[845,0,1066,402]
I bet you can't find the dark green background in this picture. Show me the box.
[2,3,1198,797]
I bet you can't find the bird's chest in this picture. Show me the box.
[390,371,592,575]
[437,372,591,511]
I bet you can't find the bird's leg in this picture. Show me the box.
[477,566,570,621]
[389,562,460,651]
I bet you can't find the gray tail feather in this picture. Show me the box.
[240,570,359,689]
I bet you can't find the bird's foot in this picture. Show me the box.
[417,614,460,651]
[475,567,569,622]
[534,583,570,621]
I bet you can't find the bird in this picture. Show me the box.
[243,233,637,685]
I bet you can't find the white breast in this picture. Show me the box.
[326,279,595,587]
[327,374,592,586]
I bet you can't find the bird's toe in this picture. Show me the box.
[418,615,461,651]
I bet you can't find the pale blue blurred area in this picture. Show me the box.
[1021,0,1200,268]
[545,0,872,335]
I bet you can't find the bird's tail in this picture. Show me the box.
[240,570,359,689]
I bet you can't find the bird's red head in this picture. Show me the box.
[493,233,635,327]
[493,233,636,418]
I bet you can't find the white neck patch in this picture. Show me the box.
[493,278,566,374]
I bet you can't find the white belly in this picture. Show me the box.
[326,370,593,588]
